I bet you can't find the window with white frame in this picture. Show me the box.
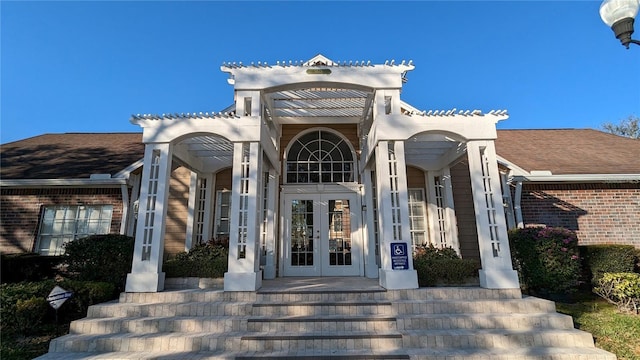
[214,190,231,239]
[285,130,355,183]
[35,205,113,256]
[408,189,428,252]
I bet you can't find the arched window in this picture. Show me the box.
[285,130,355,183]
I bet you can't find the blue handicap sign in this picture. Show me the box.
[390,242,409,270]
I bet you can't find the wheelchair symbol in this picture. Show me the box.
[393,244,405,256]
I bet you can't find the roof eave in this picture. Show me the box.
[0,178,128,188]
[511,174,640,184]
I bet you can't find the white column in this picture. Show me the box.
[374,141,418,290]
[501,172,517,230]
[125,173,141,237]
[514,180,524,229]
[466,140,519,289]
[187,173,214,248]
[263,168,278,279]
[362,168,379,278]
[119,184,130,235]
[185,171,198,251]
[224,142,263,291]
[126,143,173,292]
[425,171,440,247]
[442,167,460,252]
[202,173,215,243]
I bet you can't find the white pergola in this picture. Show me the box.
[125,55,520,292]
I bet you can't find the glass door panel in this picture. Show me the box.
[290,199,314,267]
[283,193,361,277]
[327,199,352,266]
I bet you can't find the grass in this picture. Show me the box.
[0,324,67,360]
[556,295,640,360]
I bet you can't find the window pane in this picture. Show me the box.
[285,131,356,184]
[36,205,113,255]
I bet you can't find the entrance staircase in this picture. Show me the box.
[37,278,616,360]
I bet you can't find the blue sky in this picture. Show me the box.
[2,1,639,144]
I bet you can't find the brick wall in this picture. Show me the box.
[0,187,124,254]
[521,183,640,248]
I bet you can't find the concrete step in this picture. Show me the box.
[36,284,616,360]
[392,297,556,314]
[237,347,616,360]
[247,315,397,332]
[403,347,617,360]
[70,316,249,335]
[119,290,256,304]
[251,301,393,316]
[240,331,404,351]
[396,312,575,330]
[237,349,411,360]
[47,332,243,352]
[36,350,237,359]
[87,301,253,318]
[35,347,617,360]
[36,349,412,359]
[401,328,596,348]
[116,288,523,305]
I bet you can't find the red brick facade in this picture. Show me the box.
[0,187,124,254]
[520,183,640,248]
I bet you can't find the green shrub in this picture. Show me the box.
[57,280,116,322]
[509,227,582,296]
[163,241,228,278]
[0,253,62,283]
[594,272,640,314]
[0,279,115,336]
[581,245,638,284]
[413,245,480,287]
[14,296,49,334]
[62,234,134,293]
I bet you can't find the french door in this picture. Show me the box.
[283,192,362,276]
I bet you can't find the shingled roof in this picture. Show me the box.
[495,129,640,175]
[1,129,638,181]
[0,133,144,179]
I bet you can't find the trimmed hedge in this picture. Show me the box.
[62,234,134,293]
[163,241,228,278]
[580,245,638,284]
[0,253,61,284]
[0,280,115,336]
[413,245,480,287]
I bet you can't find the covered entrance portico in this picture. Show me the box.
[124,54,520,293]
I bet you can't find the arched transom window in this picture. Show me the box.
[286,130,355,183]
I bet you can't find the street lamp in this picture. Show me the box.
[600,0,640,48]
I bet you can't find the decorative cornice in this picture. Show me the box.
[402,108,508,117]
[221,59,414,69]
[130,112,240,122]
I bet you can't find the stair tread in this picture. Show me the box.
[241,330,403,338]
[396,312,567,318]
[42,288,616,360]
[253,301,392,306]
[78,315,254,322]
[248,314,397,321]
[52,331,246,340]
[36,346,617,360]
[401,328,589,335]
